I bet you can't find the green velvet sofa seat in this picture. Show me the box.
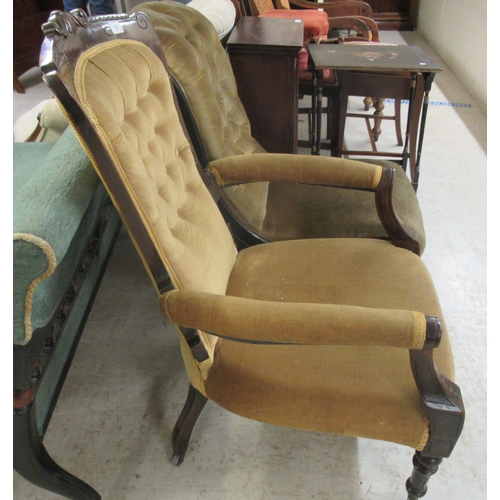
[13,127,122,500]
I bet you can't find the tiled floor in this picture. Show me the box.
[13,29,486,500]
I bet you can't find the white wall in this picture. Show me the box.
[417,0,486,109]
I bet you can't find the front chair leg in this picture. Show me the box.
[406,452,443,499]
[171,384,208,466]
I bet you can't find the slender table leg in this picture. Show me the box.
[310,66,318,155]
[372,97,385,141]
[331,70,350,158]
[314,69,324,155]
[401,72,418,174]
[412,72,437,191]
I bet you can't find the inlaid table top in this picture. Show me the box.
[307,43,442,73]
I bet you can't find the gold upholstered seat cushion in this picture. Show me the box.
[201,238,454,450]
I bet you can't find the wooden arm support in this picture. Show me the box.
[325,15,380,42]
[410,316,465,459]
[288,0,373,16]
[375,167,420,255]
[319,16,372,40]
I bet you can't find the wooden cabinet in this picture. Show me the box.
[13,0,64,92]
[365,0,417,30]
[226,16,303,154]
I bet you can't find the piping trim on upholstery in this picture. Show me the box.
[413,312,427,350]
[371,165,383,190]
[14,232,57,344]
[416,407,430,451]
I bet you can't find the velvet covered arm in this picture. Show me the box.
[208,154,382,190]
[207,154,420,254]
[160,289,428,350]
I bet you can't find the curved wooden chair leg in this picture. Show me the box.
[171,384,208,466]
[406,452,443,499]
[14,398,101,500]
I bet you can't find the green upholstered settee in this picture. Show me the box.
[13,123,122,499]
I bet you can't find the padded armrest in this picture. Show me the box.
[161,289,427,350]
[13,128,100,345]
[207,153,383,191]
[37,99,70,138]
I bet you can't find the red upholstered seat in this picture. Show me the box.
[259,9,329,41]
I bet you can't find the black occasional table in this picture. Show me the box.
[307,43,442,191]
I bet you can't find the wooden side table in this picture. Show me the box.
[226,16,303,154]
[307,43,442,191]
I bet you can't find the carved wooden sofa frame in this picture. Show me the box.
[13,126,122,498]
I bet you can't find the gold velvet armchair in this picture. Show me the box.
[40,10,464,500]
[128,1,426,253]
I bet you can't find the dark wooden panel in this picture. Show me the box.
[227,17,303,154]
[13,0,64,88]
[230,53,299,153]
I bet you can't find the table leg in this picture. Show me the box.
[315,70,324,155]
[310,68,318,155]
[412,72,437,191]
[372,97,385,142]
[310,68,324,156]
[331,70,350,158]
[401,72,418,174]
